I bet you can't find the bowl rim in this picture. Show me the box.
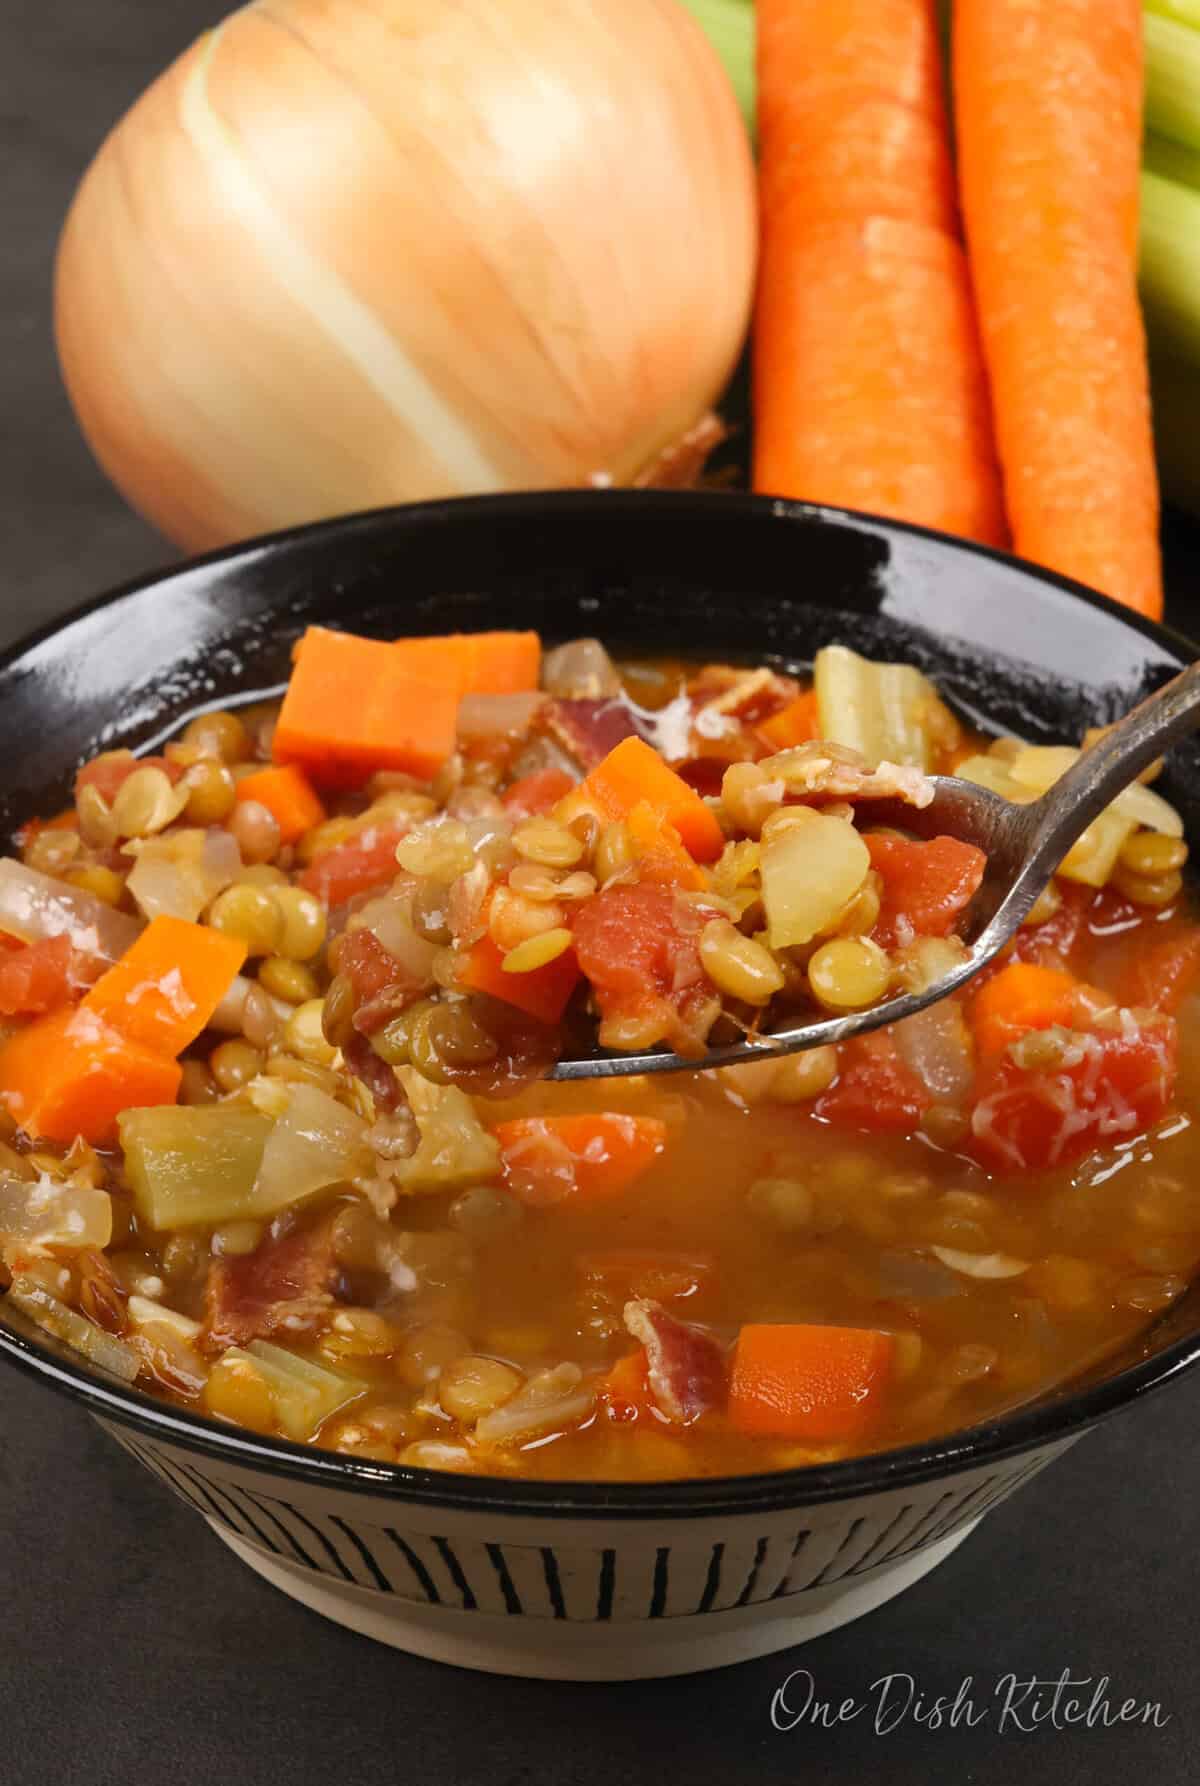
[3,485,1199,1522]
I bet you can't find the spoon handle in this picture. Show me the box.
[1024,659,1200,868]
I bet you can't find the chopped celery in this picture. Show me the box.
[1146,9,1200,151]
[238,1340,365,1440]
[956,754,1136,889]
[679,0,755,139]
[6,1274,140,1382]
[127,1295,203,1343]
[0,1177,112,1249]
[391,1070,501,1196]
[119,1105,272,1229]
[814,645,948,771]
[1141,167,1200,364]
[760,808,870,950]
[1007,745,1183,835]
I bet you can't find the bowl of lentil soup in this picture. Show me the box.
[3,490,1200,1679]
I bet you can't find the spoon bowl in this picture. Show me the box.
[550,657,1200,1080]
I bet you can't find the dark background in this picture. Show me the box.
[4,5,1198,1782]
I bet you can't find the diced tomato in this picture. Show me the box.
[1116,922,1200,1016]
[571,883,719,1055]
[968,1015,1178,1174]
[866,833,986,951]
[495,1114,668,1207]
[75,750,182,804]
[0,934,93,1017]
[501,768,577,820]
[815,1030,933,1134]
[299,824,407,906]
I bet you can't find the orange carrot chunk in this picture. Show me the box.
[81,915,246,1058]
[234,764,325,846]
[394,630,541,695]
[495,1114,669,1206]
[624,802,708,891]
[758,690,819,752]
[583,736,724,863]
[954,0,1160,616]
[457,932,580,1026]
[0,1007,182,1146]
[599,1348,660,1424]
[273,627,460,786]
[971,962,1080,1058]
[729,1323,895,1442]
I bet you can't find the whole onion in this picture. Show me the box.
[55,0,756,550]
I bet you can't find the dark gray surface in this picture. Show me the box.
[3,5,1199,1781]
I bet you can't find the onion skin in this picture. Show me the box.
[55,0,757,551]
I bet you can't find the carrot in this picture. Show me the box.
[233,764,325,846]
[273,627,460,786]
[457,930,580,1026]
[0,1006,182,1146]
[757,0,957,236]
[583,736,724,863]
[971,962,1080,1057]
[758,690,819,752]
[954,0,1160,616]
[502,768,577,820]
[599,1348,660,1424]
[81,915,247,1057]
[495,1114,668,1206]
[753,1,1005,544]
[754,216,1005,544]
[728,1323,895,1442]
[624,802,708,891]
[394,631,541,695]
[298,824,408,907]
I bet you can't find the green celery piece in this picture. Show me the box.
[238,1341,365,1441]
[1140,166,1200,362]
[1145,10,1200,152]
[1146,0,1200,29]
[679,0,755,140]
[119,1105,273,1230]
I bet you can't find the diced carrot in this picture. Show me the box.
[758,690,820,751]
[273,627,460,786]
[584,736,724,863]
[0,935,83,1017]
[457,932,580,1026]
[495,1114,669,1206]
[502,768,578,820]
[75,751,183,804]
[971,962,1080,1057]
[298,824,408,907]
[394,631,541,695]
[0,1007,182,1146]
[729,1322,895,1442]
[233,764,325,846]
[624,801,708,891]
[81,915,246,1057]
[599,1348,660,1424]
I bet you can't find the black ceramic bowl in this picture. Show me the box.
[2,491,1199,1678]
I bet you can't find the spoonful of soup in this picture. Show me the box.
[548,658,1199,1080]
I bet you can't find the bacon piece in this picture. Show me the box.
[202,1217,340,1351]
[540,698,647,771]
[622,1297,726,1424]
[770,745,935,807]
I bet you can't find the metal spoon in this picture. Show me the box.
[549,659,1200,1081]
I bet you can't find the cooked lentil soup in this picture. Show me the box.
[1,628,1198,1479]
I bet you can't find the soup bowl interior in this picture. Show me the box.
[3,488,1199,1674]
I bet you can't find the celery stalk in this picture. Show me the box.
[1145,10,1200,151]
[679,0,755,139]
[1146,0,1200,31]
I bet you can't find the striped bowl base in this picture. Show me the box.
[213,1518,981,1678]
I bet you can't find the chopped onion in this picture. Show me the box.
[125,826,241,922]
[0,857,140,961]
[252,1083,368,1215]
[760,809,870,949]
[390,1071,501,1195]
[457,693,547,741]
[930,1246,1031,1280]
[895,1004,975,1103]
[541,638,622,700]
[0,1176,113,1249]
[6,1274,140,1382]
[1008,745,1184,836]
[474,1362,594,1445]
